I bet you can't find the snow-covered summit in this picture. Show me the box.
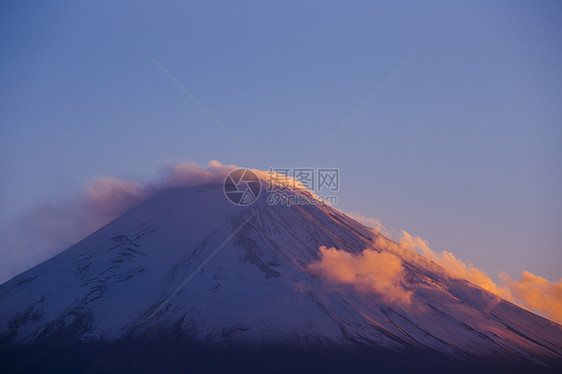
[0,182,561,369]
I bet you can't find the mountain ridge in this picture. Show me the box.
[1,181,561,373]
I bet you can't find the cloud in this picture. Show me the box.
[83,160,238,222]
[331,211,562,324]
[0,160,330,284]
[342,211,389,235]
[85,176,146,222]
[152,160,237,191]
[0,160,237,284]
[500,271,562,324]
[308,246,412,305]
[399,229,562,324]
[399,230,511,299]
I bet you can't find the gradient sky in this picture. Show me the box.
[1,1,561,282]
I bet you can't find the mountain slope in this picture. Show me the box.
[1,182,561,372]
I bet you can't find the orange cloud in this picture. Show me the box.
[399,229,562,324]
[342,211,389,236]
[308,246,412,305]
[155,160,237,190]
[343,211,562,324]
[399,230,511,299]
[84,160,240,223]
[501,271,562,324]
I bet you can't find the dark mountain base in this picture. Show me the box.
[1,338,561,374]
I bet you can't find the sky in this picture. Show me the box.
[0,1,561,285]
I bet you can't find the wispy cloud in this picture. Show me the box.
[0,160,324,284]
[0,160,237,283]
[399,230,511,300]
[352,213,562,323]
[500,271,562,324]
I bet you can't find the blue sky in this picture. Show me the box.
[1,1,561,281]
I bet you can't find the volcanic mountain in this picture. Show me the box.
[1,178,561,373]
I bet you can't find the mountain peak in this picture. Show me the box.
[1,181,561,373]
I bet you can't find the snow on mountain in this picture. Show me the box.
[0,180,561,372]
